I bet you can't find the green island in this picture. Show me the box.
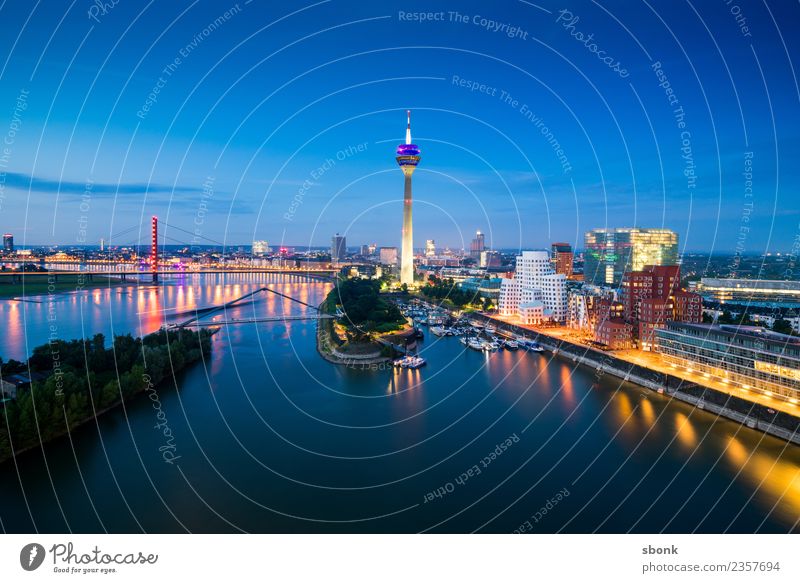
[0,327,214,464]
[0,272,127,299]
[318,278,408,364]
[419,275,490,310]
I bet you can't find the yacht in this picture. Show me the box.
[483,340,500,352]
[393,355,427,368]
[518,339,544,352]
[467,338,485,351]
[430,326,447,337]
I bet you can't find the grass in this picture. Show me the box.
[0,273,126,299]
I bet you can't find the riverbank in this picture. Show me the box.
[468,311,800,446]
[0,327,215,464]
[0,273,126,299]
[316,301,394,366]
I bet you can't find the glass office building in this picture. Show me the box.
[656,322,800,404]
[583,228,678,286]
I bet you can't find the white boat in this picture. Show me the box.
[485,326,496,334]
[504,340,519,350]
[518,338,544,352]
[404,356,426,368]
[467,338,484,351]
[483,340,500,352]
[393,355,427,368]
[430,326,447,337]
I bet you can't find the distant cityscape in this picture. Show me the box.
[2,115,800,461]
[4,220,800,412]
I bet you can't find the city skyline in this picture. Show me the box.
[2,0,800,551]
[0,1,798,253]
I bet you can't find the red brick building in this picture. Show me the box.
[620,265,702,350]
[673,289,702,323]
[595,318,634,350]
[551,242,574,278]
[638,298,673,350]
[622,265,680,320]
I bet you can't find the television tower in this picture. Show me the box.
[395,110,421,286]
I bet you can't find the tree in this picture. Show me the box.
[772,317,794,335]
[718,310,734,324]
[0,328,213,464]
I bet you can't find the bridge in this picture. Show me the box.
[182,315,335,327]
[1,216,342,282]
[0,268,336,283]
[171,284,333,329]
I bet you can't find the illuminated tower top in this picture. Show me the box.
[396,110,421,173]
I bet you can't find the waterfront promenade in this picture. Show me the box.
[407,298,800,445]
[481,314,800,445]
[525,324,800,418]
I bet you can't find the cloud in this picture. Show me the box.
[0,172,204,196]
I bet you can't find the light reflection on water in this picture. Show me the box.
[0,273,798,533]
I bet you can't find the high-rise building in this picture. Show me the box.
[425,239,436,257]
[331,233,346,263]
[480,250,502,268]
[470,230,485,259]
[3,233,13,252]
[551,242,573,277]
[620,264,702,350]
[252,240,270,256]
[622,265,680,321]
[498,251,567,324]
[583,228,678,286]
[379,246,398,265]
[396,110,421,285]
[359,244,371,257]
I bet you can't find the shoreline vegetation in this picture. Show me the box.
[0,272,127,299]
[317,278,407,366]
[0,327,214,464]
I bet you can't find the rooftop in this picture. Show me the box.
[664,321,800,347]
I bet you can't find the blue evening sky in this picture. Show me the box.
[0,0,798,254]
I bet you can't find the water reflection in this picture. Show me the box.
[0,273,331,360]
[1,274,799,533]
[674,412,698,450]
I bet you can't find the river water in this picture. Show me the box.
[0,274,798,533]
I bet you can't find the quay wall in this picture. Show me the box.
[467,312,800,446]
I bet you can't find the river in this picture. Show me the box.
[0,273,798,533]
